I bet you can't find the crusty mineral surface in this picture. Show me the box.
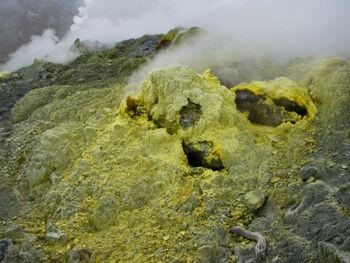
[1,58,350,262]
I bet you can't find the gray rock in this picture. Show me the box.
[196,245,218,263]
[204,204,217,216]
[213,227,228,246]
[244,190,266,211]
[49,171,64,186]
[125,35,161,57]
[45,223,67,243]
[91,195,119,230]
[299,166,318,181]
[0,239,12,261]
[0,243,42,263]
[334,236,344,245]
[67,248,92,263]
[341,237,350,252]
[91,146,103,160]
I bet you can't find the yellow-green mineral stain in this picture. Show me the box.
[11,64,319,262]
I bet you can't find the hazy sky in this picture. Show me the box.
[1,0,349,72]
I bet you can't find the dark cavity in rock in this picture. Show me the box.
[179,99,202,129]
[125,97,144,117]
[182,140,224,171]
[273,98,307,117]
[235,90,282,126]
[235,90,307,127]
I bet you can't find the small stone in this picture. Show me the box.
[214,227,228,246]
[91,146,103,160]
[244,190,266,210]
[46,223,68,243]
[49,171,64,185]
[91,195,119,230]
[299,166,318,181]
[67,248,92,263]
[341,165,348,170]
[196,245,217,263]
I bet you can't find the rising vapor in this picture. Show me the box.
[0,0,349,72]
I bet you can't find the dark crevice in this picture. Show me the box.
[182,140,224,171]
[235,90,308,127]
[235,90,282,127]
[273,98,307,117]
[235,90,265,103]
[125,96,140,116]
[179,99,202,129]
[125,96,151,120]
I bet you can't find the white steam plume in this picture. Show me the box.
[0,0,349,72]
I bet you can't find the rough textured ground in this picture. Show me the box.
[0,32,350,262]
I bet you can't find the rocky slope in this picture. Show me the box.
[0,30,350,263]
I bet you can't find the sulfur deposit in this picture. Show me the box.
[2,64,317,261]
[0,32,350,262]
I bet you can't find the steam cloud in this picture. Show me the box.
[0,0,349,73]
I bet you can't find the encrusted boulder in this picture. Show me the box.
[22,124,83,196]
[45,223,67,243]
[244,190,266,211]
[90,195,119,231]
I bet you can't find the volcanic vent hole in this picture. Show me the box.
[273,98,307,117]
[179,99,202,129]
[182,140,224,171]
[234,90,308,126]
[126,96,141,116]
